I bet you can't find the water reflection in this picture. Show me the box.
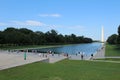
[31,42,102,56]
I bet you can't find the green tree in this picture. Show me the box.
[35,31,46,44]
[116,25,120,44]
[118,25,120,35]
[19,28,33,34]
[83,38,93,43]
[0,31,4,44]
[4,27,18,32]
[116,36,120,44]
[3,27,19,45]
[107,34,118,44]
[0,27,93,46]
[57,34,65,43]
[45,29,58,43]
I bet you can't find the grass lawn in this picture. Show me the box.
[0,60,120,80]
[105,44,120,56]
[94,58,120,61]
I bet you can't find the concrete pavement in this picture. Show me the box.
[93,45,105,59]
[0,51,67,70]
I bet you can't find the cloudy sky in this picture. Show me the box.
[0,0,120,40]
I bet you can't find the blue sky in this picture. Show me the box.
[0,0,120,40]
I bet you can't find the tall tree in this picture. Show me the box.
[118,25,120,36]
[0,31,4,44]
[35,31,46,44]
[107,34,117,44]
[0,27,93,45]
[116,36,120,44]
[116,25,120,44]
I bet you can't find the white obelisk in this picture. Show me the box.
[101,26,104,42]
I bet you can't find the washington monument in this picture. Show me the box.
[101,26,104,42]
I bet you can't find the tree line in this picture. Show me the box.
[0,27,93,46]
[107,25,120,44]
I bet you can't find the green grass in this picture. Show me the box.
[0,60,120,80]
[94,58,120,61]
[105,44,120,56]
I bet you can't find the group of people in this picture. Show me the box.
[38,51,59,58]
[75,52,94,60]
[75,52,85,60]
[81,53,94,60]
[9,49,95,60]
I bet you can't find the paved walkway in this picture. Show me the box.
[92,43,120,56]
[68,54,91,60]
[0,51,67,70]
[91,44,120,63]
[93,44,105,59]
[48,54,67,63]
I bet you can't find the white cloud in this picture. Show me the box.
[0,20,46,31]
[0,21,86,35]
[26,20,43,26]
[0,21,85,31]
[10,21,25,25]
[39,14,61,17]
[51,14,61,17]
[0,20,47,31]
[10,20,45,26]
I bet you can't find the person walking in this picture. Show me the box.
[81,53,83,60]
[91,54,93,60]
